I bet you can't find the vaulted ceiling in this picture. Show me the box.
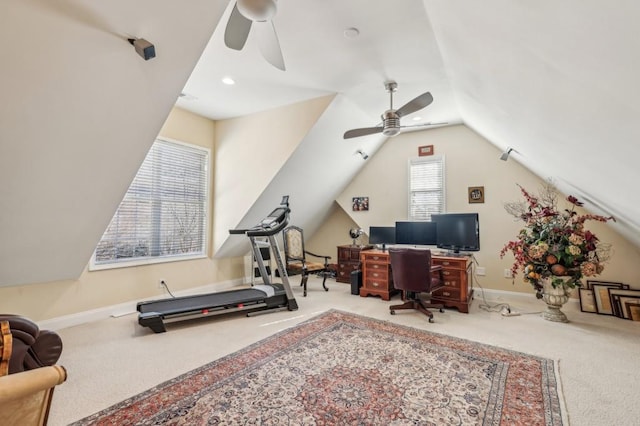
[1,0,639,286]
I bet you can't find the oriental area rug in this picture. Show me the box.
[72,310,564,425]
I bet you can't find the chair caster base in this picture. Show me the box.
[439,308,445,313]
[390,310,396,315]
[428,317,434,323]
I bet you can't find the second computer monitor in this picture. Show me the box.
[395,221,437,246]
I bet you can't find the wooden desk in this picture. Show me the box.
[360,249,473,313]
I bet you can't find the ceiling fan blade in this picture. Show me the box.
[344,126,384,139]
[400,121,449,129]
[255,21,285,70]
[396,92,434,118]
[224,3,252,51]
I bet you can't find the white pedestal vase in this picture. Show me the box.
[541,278,573,323]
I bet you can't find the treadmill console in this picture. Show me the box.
[260,207,288,228]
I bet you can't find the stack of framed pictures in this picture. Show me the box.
[579,280,640,320]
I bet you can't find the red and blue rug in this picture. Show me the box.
[72,310,563,425]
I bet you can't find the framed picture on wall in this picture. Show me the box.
[352,197,369,211]
[468,186,485,203]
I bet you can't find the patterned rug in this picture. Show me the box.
[72,310,564,425]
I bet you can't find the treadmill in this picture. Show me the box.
[137,196,298,333]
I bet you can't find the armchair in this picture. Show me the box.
[282,226,333,297]
[0,319,67,426]
[388,248,445,323]
[0,315,63,374]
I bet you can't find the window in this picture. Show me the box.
[408,156,445,221]
[91,138,209,269]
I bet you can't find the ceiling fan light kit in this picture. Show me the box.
[343,81,437,139]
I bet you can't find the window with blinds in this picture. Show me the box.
[408,156,445,221]
[91,138,209,269]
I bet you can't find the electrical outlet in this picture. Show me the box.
[503,269,513,278]
[476,266,486,276]
[158,279,165,289]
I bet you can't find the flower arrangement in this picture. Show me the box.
[500,181,615,298]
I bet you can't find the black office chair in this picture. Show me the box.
[282,226,333,297]
[388,248,445,323]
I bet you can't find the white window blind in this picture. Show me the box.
[92,138,209,268]
[408,156,445,221]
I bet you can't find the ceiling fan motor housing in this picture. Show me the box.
[381,110,401,136]
[237,0,277,22]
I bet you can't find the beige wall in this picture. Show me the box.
[0,107,245,322]
[308,125,640,295]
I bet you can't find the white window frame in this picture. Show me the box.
[90,137,210,271]
[408,155,445,221]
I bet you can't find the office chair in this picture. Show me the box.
[282,226,333,297]
[389,248,445,323]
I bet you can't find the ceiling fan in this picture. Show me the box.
[344,81,444,139]
[224,0,285,71]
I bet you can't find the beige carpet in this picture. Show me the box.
[49,277,640,425]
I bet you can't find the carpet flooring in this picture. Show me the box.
[70,310,563,425]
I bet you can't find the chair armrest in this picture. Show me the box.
[0,365,67,426]
[305,251,331,261]
[0,365,67,403]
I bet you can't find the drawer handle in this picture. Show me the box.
[372,282,380,287]
[372,272,380,278]
[442,261,450,266]
[372,264,380,269]
[372,256,380,260]
[442,292,451,296]
[443,271,451,275]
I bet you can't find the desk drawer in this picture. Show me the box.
[365,261,388,272]
[432,286,461,300]
[363,254,388,263]
[364,278,391,291]
[366,268,388,281]
[432,258,467,270]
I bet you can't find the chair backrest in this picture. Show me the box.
[283,226,305,261]
[389,248,437,293]
[0,315,63,374]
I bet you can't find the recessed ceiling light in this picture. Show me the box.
[222,77,235,85]
[344,27,360,39]
[412,116,422,121]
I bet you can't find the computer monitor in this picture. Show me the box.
[395,221,437,246]
[431,213,480,253]
[368,226,396,245]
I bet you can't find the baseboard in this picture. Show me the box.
[38,278,245,331]
[474,286,579,305]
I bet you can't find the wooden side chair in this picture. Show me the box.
[389,248,445,323]
[282,226,333,297]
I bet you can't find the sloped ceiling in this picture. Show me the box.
[0,0,228,286]
[2,0,639,287]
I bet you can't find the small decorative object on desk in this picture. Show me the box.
[349,227,364,246]
[500,181,615,322]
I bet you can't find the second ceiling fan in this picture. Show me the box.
[224,0,285,71]
[344,81,443,139]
